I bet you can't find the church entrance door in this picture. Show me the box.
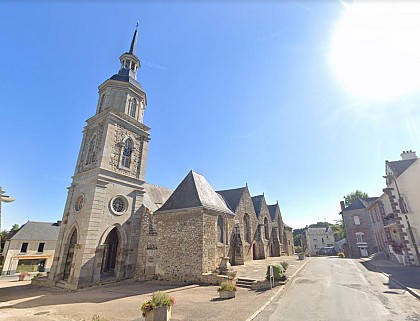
[102,228,119,276]
[63,230,77,280]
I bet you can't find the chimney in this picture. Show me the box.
[340,201,345,212]
[400,150,417,160]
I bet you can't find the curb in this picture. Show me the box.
[246,258,312,321]
[360,259,420,300]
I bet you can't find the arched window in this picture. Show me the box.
[99,94,105,112]
[129,98,137,118]
[244,213,251,243]
[86,136,96,165]
[121,139,132,168]
[217,216,224,243]
[264,217,269,240]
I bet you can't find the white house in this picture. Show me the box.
[302,227,335,256]
[1,221,60,275]
[382,150,420,266]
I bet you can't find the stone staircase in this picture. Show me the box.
[236,277,257,289]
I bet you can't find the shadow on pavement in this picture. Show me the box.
[359,260,420,292]
[0,279,186,310]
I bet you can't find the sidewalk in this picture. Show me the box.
[0,255,309,321]
[360,258,420,299]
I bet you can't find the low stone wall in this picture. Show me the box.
[31,277,54,287]
[200,273,230,285]
[251,279,288,291]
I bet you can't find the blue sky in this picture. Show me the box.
[2,1,420,230]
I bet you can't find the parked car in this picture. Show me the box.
[316,247,337,256]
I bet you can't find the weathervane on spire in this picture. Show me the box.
[129,22,139,54]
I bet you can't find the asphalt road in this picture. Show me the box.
[254,257,420,321]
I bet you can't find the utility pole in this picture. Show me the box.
[0,187,16,247]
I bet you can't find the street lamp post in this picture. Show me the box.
[0,187,16,247]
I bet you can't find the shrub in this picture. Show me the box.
[33,273,44,279]
[338,252,345,258]
[140,291,175,317]
[92,316,108,321]
[280,261,289,271]
[217,280,237,292]
[266,264,284,281]
[227,271,237,279]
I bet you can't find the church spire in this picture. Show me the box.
[129,22,138,54]
[118,24,141,80]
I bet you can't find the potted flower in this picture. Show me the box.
[18,272,30,281]
[141,291,175,321]
[297,252,305,260]
[217,280,237,299]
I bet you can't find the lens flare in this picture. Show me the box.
[331,2,420,100]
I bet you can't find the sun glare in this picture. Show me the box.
[331,2,420,100]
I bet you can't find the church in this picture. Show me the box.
[48,29,294,290]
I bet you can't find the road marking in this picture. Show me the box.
[246,258,312,321]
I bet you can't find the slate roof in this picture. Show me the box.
[251,195,265,218]
[344,197,378,211]
[156,171,233,214]
[11,221,60,241]
[143,183,173,212]
[267,204,279,220]
[304,227,332,235]
[110,70,144,91]
[387,159,417,177]
[216,187,247,212]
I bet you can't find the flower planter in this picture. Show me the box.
[145,306,171,321]
[219,290,235,299]
[297,253,305,260]
[18,274,29,281]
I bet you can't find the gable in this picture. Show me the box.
[157,170,232,214]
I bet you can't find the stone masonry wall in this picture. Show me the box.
[232,189,259,262]
[343,208,377,258]
[154,209,204,282]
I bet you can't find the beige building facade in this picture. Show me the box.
[1,221,60,275]
[382,151,420,266]
[302,227,334,256]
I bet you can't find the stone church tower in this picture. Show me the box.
[49,28,150,289]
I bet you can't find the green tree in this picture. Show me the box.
[309,222,330,228]
[292,227,304,247]
[0,224,20,251]
[343,190,368,207]
[331,219,345,240]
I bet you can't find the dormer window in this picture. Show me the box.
[129,98,137,118]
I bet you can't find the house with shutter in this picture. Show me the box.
[381,151,420,266]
